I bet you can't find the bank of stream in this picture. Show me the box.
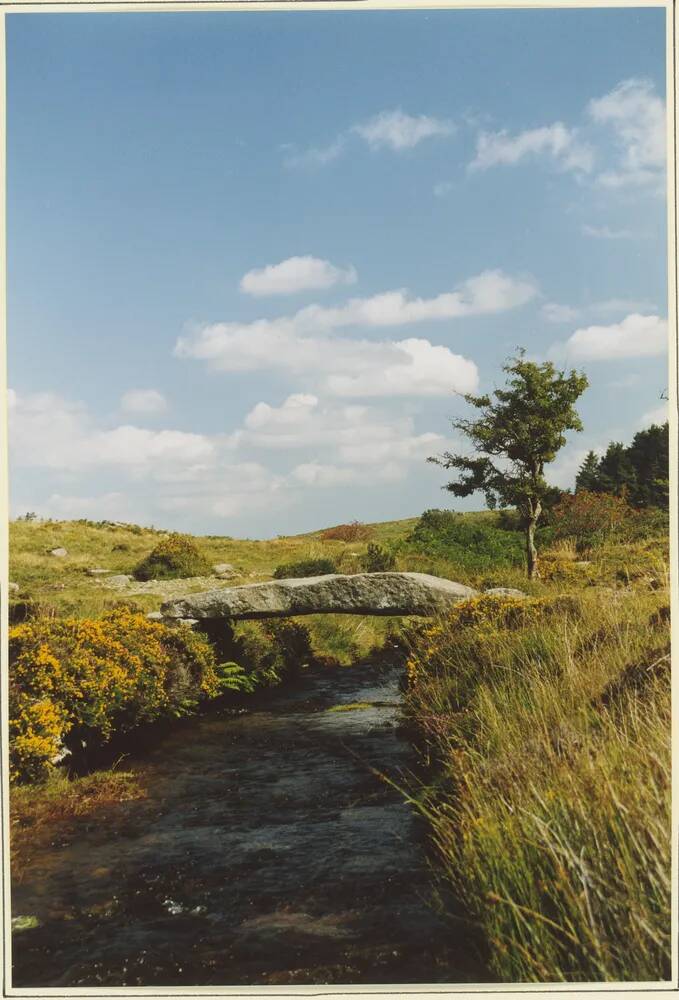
[11,660,485,987]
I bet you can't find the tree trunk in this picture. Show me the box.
[525,517,540,580]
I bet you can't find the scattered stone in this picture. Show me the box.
[161,572,478,621]
[49,547,68,558]
[146,611,164,621]
[213,563,235,577]
[87,568,113,576]
[484,587,527,598]
[8,581,19,593]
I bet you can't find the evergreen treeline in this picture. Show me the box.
[576,421,669,509]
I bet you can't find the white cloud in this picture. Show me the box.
[240,256,357,297]
[582,224,633,239]
[37,492,130,521]
[290,463,361,488]
[285,108,453,168]
[556,313,667,361]
[352,109,454,151]
[470,122,594,174]
[176,269,535,397]
[283,136,347,169]
[470,79,665,192]
[541,302,581,323]
[639,402,669,428]
[588,78,665,189]
[9,390,214,475]
[324,338,478,398]
[120,388,168,414]
[238,393,445,462]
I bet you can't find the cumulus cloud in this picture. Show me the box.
[9,390,214,475]
[555,313,667,361]
[352,109,454,151]
[176,269,536,397]
[470,122,594,174]
[237,393,445,465]
[240,256,357,297]
[9,386,452,524]
[587,78,665,189]
[120,388,168,414]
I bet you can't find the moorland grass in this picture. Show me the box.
[403,536,671,982]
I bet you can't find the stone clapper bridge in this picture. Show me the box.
[159,572,524,622]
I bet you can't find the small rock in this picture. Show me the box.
[49,547,68,558]
[87,568,113,576]
[213,563,235,576]
[105,574,133,588]
[8,581,19,593]
[146,611,164,621]
[484,587,527,598]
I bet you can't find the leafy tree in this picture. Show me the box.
[429,353,588,579]
[575,451,602,493]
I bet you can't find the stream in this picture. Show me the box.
[12,661,481,987]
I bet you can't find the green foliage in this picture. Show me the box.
[406,509,526,571]
[575,450,602,492]
[213,661,257,694]
[575,423,669,510]
[430,352,588,578]
[9,609,220,782]
[132,533,212,581]
[272,557,337,579]
[361,543,396,572]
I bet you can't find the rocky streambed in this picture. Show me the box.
[11,661,483,987]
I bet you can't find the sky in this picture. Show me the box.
[7,6,670,538]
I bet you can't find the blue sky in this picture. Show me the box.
[7,7,669,537]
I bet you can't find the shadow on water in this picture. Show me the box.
[11,661,487,987]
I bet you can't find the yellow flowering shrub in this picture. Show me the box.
[9,609,220,782]
[405,594,550,688]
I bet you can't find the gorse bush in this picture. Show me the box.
[9,609,221,782]
[273,557,337,579]
[361,543,396,573]
[404,583,671,981]
[320,521,372,542]
[133,533,212,581]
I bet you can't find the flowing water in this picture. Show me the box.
[12,662,481,987]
